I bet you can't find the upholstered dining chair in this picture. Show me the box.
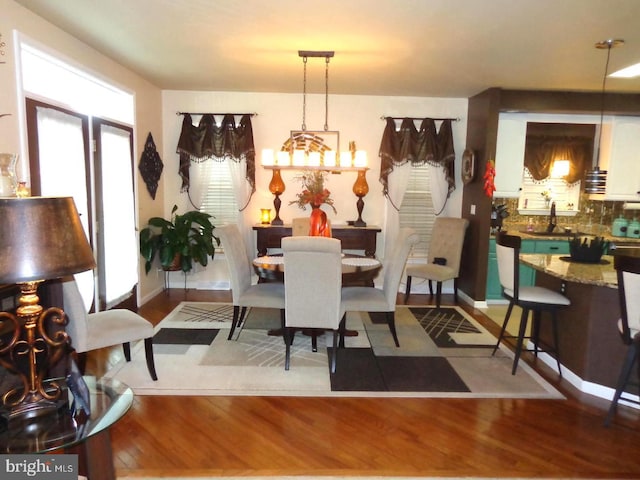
[404,217,469,307]
[62,278,158,380]
[282,236,346,373]
[605,254,640,426]
[341,228,419,347]
[492,232,570,376]
[217,224,286,340]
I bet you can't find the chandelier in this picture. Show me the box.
[260,51,369,227]
[261,50,367,169]
[584,38,624,195]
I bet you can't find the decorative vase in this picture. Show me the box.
[0,153,18,197]
[309,204,331,237]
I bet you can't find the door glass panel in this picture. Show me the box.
[35,106,94,310]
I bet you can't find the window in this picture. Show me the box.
[399,164,435,257]
[197,160,239,242]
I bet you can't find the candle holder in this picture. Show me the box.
[268,168,285,225]
[352,169,369,227]
[260,208,272,225]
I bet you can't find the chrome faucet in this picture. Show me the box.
[546,201,557,233]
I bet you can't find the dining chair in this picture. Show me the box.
[404,217,469,307]
[282,236,345,373]
[62,278,158,380]
[492,232,570,376]
[341,228,419,347]
[605,254,640,426]
[217,224,285,340]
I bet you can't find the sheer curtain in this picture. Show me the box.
[36,107,94,311]
[99,124,138,307]
[378,118,456,259]
[177,114,256,259]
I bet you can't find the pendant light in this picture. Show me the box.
[584,38,624,194]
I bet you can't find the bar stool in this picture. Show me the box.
[605,254,640,426]
[492,232,570,375]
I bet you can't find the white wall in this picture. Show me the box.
[2,0,163,304]
[159,90,468,294]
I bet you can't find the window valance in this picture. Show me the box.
[176,113,256,193]
[524,135,591,185]
[378,117,455,197]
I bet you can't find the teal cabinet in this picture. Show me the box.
[486,238,559,300]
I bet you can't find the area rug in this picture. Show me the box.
[101,302,563,399]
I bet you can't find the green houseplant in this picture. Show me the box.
[139,205,220,274]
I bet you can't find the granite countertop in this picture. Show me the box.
[519,253,618,289]
[498,226,640,244]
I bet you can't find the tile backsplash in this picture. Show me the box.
[494,194,634,235]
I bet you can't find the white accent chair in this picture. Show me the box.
[217,224,285,340]
[492,232,570,376]
[605,254,640,426]
[282,236,346,373]
[404,217,469,307]
[62,278,157,380]
[341,228,419,347]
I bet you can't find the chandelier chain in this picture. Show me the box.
[324,56,330,131]
[301,56,308,131]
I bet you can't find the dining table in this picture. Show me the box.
[252,253,382,338]
[252,253,382,287]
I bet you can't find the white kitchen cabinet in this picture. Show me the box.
[598,116,640,201]
[494,113,527,198]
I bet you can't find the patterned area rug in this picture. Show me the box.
[101,302,563,398]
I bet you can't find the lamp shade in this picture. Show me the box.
[0,196,96,284]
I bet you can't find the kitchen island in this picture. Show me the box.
[519,253,634,402]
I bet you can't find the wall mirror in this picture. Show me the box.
[517,122,596,216]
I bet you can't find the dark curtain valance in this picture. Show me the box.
[524,136,591,185]
[176,113,256,193]
[378,117,455,196]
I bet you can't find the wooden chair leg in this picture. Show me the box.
[605,343,638,426]
[453,278,459,303]
[330,330,338,374]
[228,305,243,340]
[512,308,530,375]
[435,281,443,308]
[492,301,514,356]
[284,327,293,371]
[311,331,318,352]
[144,337,158,381]
[123,342,131,361]
[551,311,562,377]
[428,280,434,297]
[404,276,412,303]
[386,311,400,347]
[338,314,346,349]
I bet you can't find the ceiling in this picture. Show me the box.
[14,0,640,98]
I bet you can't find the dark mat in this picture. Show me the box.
[329,348,469,393]
[329,348,387,391]
[154,328,220,345]
[376,356,470,392]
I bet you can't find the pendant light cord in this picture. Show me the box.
[596,42,613,168]
[324,55,330,131]
[301,56,308,131]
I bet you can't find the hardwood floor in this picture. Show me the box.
[88,289,640,478]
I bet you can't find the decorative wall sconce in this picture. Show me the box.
[0,197,96,421]
[260,208,272,225]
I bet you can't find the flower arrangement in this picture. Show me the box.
[289,170,337,213]
[541,190,552,202]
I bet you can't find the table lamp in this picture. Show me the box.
[0,197,96,421]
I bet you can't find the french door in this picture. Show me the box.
[26,98,138,311]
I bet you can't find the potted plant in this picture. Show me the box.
[139,205,220,274]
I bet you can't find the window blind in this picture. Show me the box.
[399,164,435,257]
